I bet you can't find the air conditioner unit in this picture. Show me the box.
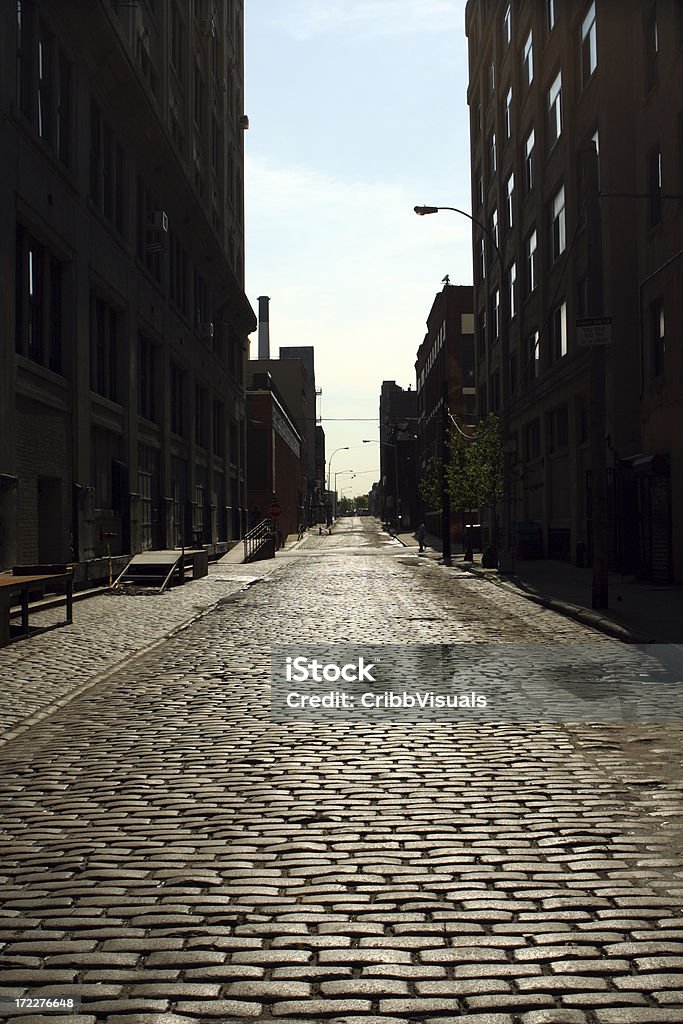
[238,115,249,130]
[198,17,216,38]
[146,210,168,232]
[199,322,214,341]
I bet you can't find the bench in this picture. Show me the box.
[0,570,74,647]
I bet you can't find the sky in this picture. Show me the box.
[244,0,472,494]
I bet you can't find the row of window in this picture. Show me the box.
[16,4,242,257]
[14,224,245,393]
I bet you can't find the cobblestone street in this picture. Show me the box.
[1,517,683,1024]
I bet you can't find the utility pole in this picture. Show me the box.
[441,378,452,565]
[582,143,608,610]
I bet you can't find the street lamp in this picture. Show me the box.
[415,204,513,572]
[362,438,399,529]
[326,446,350,494]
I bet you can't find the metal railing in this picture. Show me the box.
[243,518,275,563]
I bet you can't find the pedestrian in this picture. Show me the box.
[417,521,426,553]
[250,505,261,529]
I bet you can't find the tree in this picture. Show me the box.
[469,413,503,562]
[417,414,503,563]
[445,427,478,560]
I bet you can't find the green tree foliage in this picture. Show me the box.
[418,455,442,510]
[417,414,503,552]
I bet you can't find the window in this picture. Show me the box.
[648,145,662,227]
[15,224,63,373]
[505,172,514,231]
[525,128,536,191]
[491,208,499,253]
[551,300,568,360]
[504,86,512,142]
[547,0,557,33]
[171,2,185,82]
[489,132,497,177]
[138,333,157,422]
[90,100,126,235]
[213,399,225,456]
[169,231,188,314]
[526,418,541,460]
[38,23,51,141]
[490,371,501,413]
[651,298,665,375]
[90,293,120,401]
[193,60,205,130]
[523,31,533,86]
[478,237,486,281]
[136,178,162,280]
[503,4,512,46]
[576,275,589,318]
[476,168,484,208]
[547,405,569,451]
[551,185,566,262]
[507,262,517,320]
[645,3,658,91]
[509,352,518,397]
[548,71,562,148]
[491,288,500,342]
[581,2,597,86]
[195,383,208,448]
[489,61,496,96]
[478,308,487,357]
[527,331,540,381]
[17,0,34,119]
[170,363,185,436]
[194,268,209,327]
[56,52,71,166]
[136,29,158,97]
[526,229,538,294]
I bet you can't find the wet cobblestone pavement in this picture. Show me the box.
[1,518,682,1024]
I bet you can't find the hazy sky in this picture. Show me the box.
[244,0,471,491]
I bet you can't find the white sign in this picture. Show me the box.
[577,316,612,346]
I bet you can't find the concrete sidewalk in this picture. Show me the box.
[396,528,683,644]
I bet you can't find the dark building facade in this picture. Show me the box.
[246,372,303,541]
[466,0,683,579]
[415,283,475,543]
[378,381,418,530]
[1,0,255,579]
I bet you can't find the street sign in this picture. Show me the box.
[269,502,281,517]
[577,316,612,346]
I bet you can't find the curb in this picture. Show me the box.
[454,561,655,645]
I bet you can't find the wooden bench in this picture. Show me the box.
[0,571,74,647]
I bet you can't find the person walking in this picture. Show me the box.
[417,521,427,553]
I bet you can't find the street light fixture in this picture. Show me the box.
[326,446,350,494]
[415,204,513,572]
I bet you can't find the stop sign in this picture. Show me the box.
[269,502,281,517]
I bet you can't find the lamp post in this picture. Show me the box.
[362,439,399,528]
[334,469,355,518]
[415,204,513,572]
[326,446,350,524]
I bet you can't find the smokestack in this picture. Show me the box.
[257,296,270,359]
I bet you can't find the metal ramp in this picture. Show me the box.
[112,549,206,593]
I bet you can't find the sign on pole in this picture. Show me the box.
[577,316,612,346]
[269,502,281,517]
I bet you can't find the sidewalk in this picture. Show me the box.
[396,528,683,644]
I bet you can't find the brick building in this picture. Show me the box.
[378,381,418,530]
[246,372,303,542]
[415,283,475,544]
[1,0,254,580]
[466,0,683,579]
